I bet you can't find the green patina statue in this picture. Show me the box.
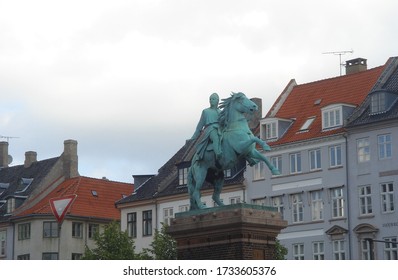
[188,92,280,210]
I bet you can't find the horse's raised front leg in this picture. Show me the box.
[248,149,280,175]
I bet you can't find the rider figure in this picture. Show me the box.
[191,93,222,161]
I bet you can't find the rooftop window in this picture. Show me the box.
[299,117,315,132]
[15,178,33,193]
[370,90,398,115]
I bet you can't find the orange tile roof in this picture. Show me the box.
[16,176,134,220]
[266,65,385,146]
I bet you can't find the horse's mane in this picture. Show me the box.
[219,92,245,129]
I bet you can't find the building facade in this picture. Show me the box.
[345,56,398,260]
[245,57,397,260]
[0,139,79,260]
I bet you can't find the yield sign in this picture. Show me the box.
[49,194,77,224]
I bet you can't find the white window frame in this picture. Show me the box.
[378,134,392,160]
[309,149,321,171]
[253,161,265,180]
[290,152,302,174]
[291,193,303,223]
[6,198,15,214]
[312,241,324,260]
[293,243,304,260]
[265,122,277,140]
[361,239,372,260]
[178,205,189,212]
[329,145,342,168]
[178,167,189,186]
[322,105,342,129]
[359,185,372,215]
[331,187,344,218]
[271,155,282,176]
[381,182,394,213]
[384,237,398,260]
[229,197,241,205]
[311,190,323,221]
[357,138,370,163]
[163,207,174,226]
[272,196,284,219]
[333,240,346,260]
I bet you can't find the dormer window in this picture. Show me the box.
[370,90,398,115]
[178,167,189,186]
[322,105,342,130]
[15,178,34,193]
[265,122,277,140]
[260,117,293,141]
[371,91,386,113]
[6,198,15,214]
[0,183,9,196]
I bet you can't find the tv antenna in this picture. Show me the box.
[323,49,354,76]
[0,135,20,142]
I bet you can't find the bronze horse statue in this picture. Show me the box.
[188,92,279,210]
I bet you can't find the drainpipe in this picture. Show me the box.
[343,133,352,259]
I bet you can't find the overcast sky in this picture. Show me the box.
[1,0,397,183]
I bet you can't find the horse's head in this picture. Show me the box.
[219,92,258,128]
[230,92,258,114]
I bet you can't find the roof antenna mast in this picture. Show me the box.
[0,135,20,142]
[323,49,354,76]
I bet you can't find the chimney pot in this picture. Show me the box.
[63,139,79,179]
[0,141,9,168]
[24,151,37,168]
[345,58,367,75]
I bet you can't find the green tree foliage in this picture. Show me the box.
[82,221,138,260]
[274,239,288,260]
[140,223,177,260]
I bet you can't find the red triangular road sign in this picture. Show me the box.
[49,194,77,224]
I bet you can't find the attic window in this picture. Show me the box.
[91,190,98,197]
[370,90,398,115]
[178,167,189,186]
[299,117,315,131]
[0,183,9,196]
[322,105,342,130]
[314,99,322,105]
[15,178,34,193]
[265,122,277,140]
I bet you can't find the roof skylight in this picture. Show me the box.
[299,117,315,131]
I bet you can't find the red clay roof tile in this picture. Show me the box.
[16,176,133,220]
[266,66,385,146]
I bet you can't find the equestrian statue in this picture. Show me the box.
[188,92,279,210]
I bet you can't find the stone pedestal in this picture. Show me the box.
[168,203,287,260]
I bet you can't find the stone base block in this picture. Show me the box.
[167,203,287,260]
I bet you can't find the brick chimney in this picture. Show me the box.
[62,139,79,179]
[346,58,367,75]
[24,151,37,168]
[248,97,262,130]
[0,141,9,168]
